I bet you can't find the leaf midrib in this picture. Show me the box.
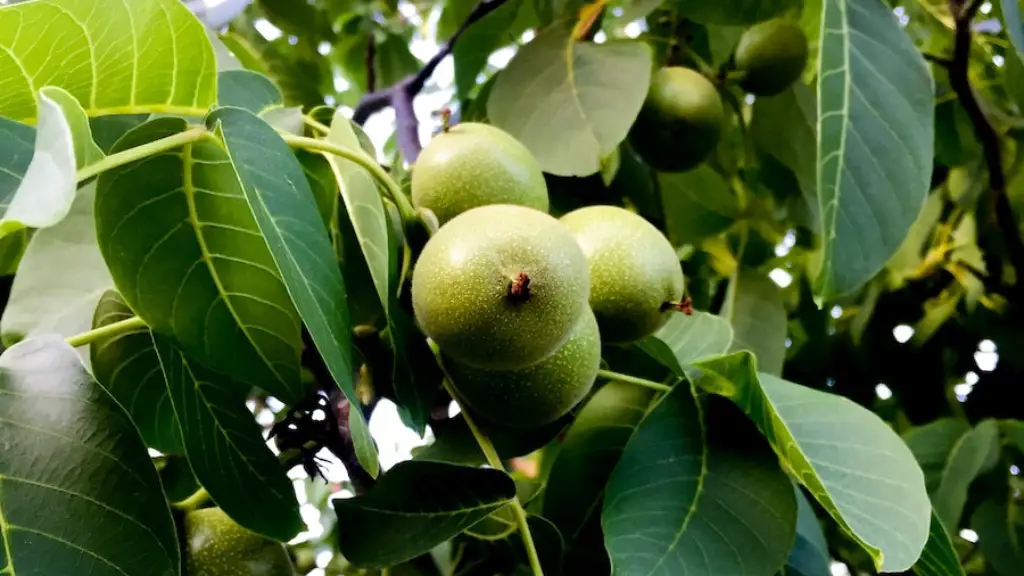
[0,480,14,575]
[182,137,288,390]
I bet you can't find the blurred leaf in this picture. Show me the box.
[334,460,516,568]
[904,418,973,492]
[0,0,216,121]
[912,510,967,576]
[815,0,935,301]
[414,412,572,466]
[782,488,831,576]
[690,352,932,572]
[542,381,654,574]
[1,184,112,357]
[637,311,735,376]
[488,22,651,176]
[934,99,983,166]
[1001,0,1024,55]
[153,334,303,542]
[219,31,273,76]
[91,290,182,453]
[675,0,800,25]
[94,116,304,401]
[721,268,788,376]
[971,497,1024,576]
[658,165,740,246]
[886,192,943,289]
[454,0,522,101]
[603,389,797,576]
[207,106,378,475]
[465,506,518,540]
[930,420,999,531]
[0,335,179,575]
[217,69,283,113]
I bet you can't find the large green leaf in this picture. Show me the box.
[0,118,34,211]
[912,510,967,576]
[94,116,304,401]
[91,290,182,453]
[783,488,831,576]
[206,106,378,476]
[675,0,800,25]
[721,268,788,376]
[637,310,735,376]
[152,334,303,542]
[1,183,112,352]
[603,388,797,576]
[487,21,651,177]
[815,0,935,301]
[0,0,217,121]
[217,69,283,113]
[333,460,516,568]
[542,381,655,573]
[0,335,179,575]
[658,165,740,246]
[690,352,931,572]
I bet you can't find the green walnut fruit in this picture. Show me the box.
[628,66,725,172]
[560,205,684,344]
[447,306,601,429]
[734,19,809,96]
[184,508,295,576]
[412,204,590,370]
[412,122,549,225]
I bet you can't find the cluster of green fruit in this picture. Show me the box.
[410,123,685,429]
[184,508,295,575]
[630,18,809,172]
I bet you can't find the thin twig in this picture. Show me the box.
[365,36,377,93]
[947,0,1024,299]
[350,0,511,162]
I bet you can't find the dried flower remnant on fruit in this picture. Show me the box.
[508,272,532,304]
[662,296,694,315]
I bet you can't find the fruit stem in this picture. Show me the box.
[507,272,532,304]
[439,107,452,132]
[429,341,545,576]
[596,369,674,393]
[65,316,148,348]
[662,296,694,315]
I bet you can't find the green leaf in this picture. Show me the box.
[658,165,740,246]
[1001,0,1024,55]
[721,268,788,376]
[972,497,1024,576]
[333,460,516,568]
[1,87,101,237]
[0,0,217,121]
[912,510,967,576]
[217,70,283,113]
[487,22,651,176]
[690,352,932,571]
[155,454,201,504]
[751,84,818,230]
[0,118,34,211]
[1,183,112,351]
[0,335,179,575]
[637,310,735,376]
[91,290,183,453]
[904,419,999,532]
[0,228,29,275]
[95,117,303,400]
[90,114,151,153]
[783,488,831,576]
[152,334,303,542]
[603,388,797,576]
[414,412,572,466]
[465,506,518,540]
[453,0,522,101]
[675,0,800,25]
[815,0,936,301]
[542,381,654,573]
[206,106,378,476]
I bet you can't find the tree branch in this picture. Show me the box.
[351,0,510,162]
[947,0,1024,298]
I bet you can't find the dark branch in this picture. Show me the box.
[947,0,1024,299]
[350,0,511,162]
[365,36,377,94]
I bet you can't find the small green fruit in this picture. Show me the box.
[412,204,590,370]
[184,508,294,576]
[447,306,601,429]
[412,122,549,225]
[628,67,725,172]
[734,20,809,96]
[560,205,684,343]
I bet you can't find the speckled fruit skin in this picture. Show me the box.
[412,204,590,370]
[447,307,601,429]
[734,20,809,96]
[627,67,725,172]
[560,205,684,344]
[411,122,549,225]
[184,508,295,576]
